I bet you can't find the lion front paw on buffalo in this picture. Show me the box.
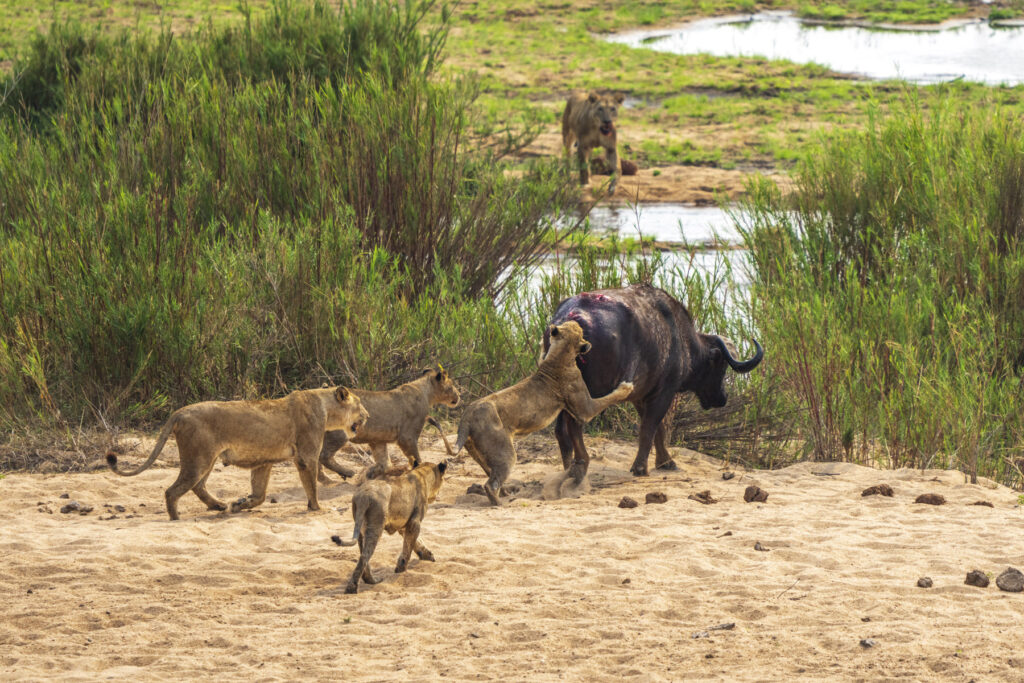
[453,320,633,506]
[332,460,448,594]
[548,284,764,480]
[106,387,368,520]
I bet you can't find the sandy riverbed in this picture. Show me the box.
[2,434,1022,681]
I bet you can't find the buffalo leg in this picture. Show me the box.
[629,393,676,477]
[554,411,575,471]
[565,415,593,485]
[653,422,678,471]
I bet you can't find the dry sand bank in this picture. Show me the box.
[2,435,1023,681]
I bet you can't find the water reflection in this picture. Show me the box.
[605,12,1024,85]
[586,203,742,244]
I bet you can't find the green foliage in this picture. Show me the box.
[741,94,1024,481]
[0,1,577,432]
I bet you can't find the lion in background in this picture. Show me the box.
[106,387,368,520]
[331,460,448,594]
[562,90,625,192]
[453,320,633,505]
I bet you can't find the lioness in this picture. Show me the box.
[562,91,625,192]
[318,368,459,481]
[454,321,633,505]
[331,460,448,594]
[106,387,368,520]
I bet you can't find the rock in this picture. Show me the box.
[914,493,946,505]
[60,501,93,515]
[721,471,735,480]
[744,486,768,503]
[620,159,638,176]
[59,493,70,499]
[269,498,278,504]
[754,541,770,552]
[36,505,53,514]
[917,577,933,588]
[688,490,717,505]
[965,570,990,588]
[996,567,1024,593]
[861,484,894,497]
[860,638,877,648]
[645,492,668,505]
[718,531,732,537]
[618,496,639,509]
[621,578,631,584]
[970,500,994,508]
[113,504,126,513]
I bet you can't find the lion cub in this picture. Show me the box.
[454,321,633,505]
[332,461,448,594]
[319,368,459,481]
[107,387,368,520]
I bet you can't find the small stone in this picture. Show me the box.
[620,159,638,176]
[621,578,631,585]
[744,486,768,503]
[269,498,278,504]
[618,496,639,509]
[718,531,733,538]
[914,493,946,505]
[996,567,1024,593]
[113,505,126,513]
[59,493,70,499]
[721,471,735,480]
[26,589,32,594]
[754,541,770,552]
[861,617,871,622]
[970,501,994,508]
[688,490,717,505]
[860,638,877,648]
[917,577,933,588]
[862,484,893,497]
[645,492,668,505]
[60,501,93,515]
[965,570,989,588]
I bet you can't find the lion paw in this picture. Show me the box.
[394,558,408,574]
[416,548,435,562]
[229,498,248,513]
[207,501,227,512]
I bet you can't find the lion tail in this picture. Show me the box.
[425,416,455,456]
[106,412,180,477]
[453,415,472,457]
[332,496,365,547]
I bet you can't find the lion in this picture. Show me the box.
[453,321,633,505]
[562,90,625,192]
[318,368,459,482]
[106,387,368,520]
[331,460,448,594]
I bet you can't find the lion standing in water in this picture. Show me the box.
[562,90,625,192]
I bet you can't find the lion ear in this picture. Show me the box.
[438,461,448,475]
[614,93,625,105]
[579,341,592,355]
[335,386,350,402]
[435,371,443,382]
[587,91,599,103]
[549,324,560,337]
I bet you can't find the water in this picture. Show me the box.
[585,203,742,245]
[605,12,1024,85]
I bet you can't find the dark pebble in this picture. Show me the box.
[722,471,735,481]
[754,541,770,552]
[618,496,639,509]
[917,577,933,588]
[965,570,989,588]
[970,501,994,508]
[687,490,717,505]
[59,493,70,499]
[744,486,768,503]
[860,638,877,648]
[862,484,893,497]
[914,493,946,505]
[645,492,668,505]
[996,567,1024,593]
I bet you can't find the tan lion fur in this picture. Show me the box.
[106,387,368,520]
[453,321,633,505]
[562,90,625,192]
[331,460,448,594]
[318,368,459,482]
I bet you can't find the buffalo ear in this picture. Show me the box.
[588,91,599,103]
[335,386,350,402]
[614,93,625,105]
[438,461,448,475]
[579,341,592,355]
[549,324,560,338]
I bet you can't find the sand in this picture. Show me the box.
[2,434,1023,681]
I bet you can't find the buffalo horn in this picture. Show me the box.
[717,337,764,373]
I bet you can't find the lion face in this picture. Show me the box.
[587,91,624,137]
[428,368,461,407]
[334,386,370,437]
[547,320,592,358]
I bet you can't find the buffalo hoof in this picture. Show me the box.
[655,460,679,472]
[344,583,358,594]
[630,464,649,477]
[568,462,588,485]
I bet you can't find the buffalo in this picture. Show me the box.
[545,284,763,480]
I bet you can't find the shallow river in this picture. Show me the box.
[605,12,1024,85]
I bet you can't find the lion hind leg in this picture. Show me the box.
[192,470,226,512]
[414,540,435,562]
[395,521,421,574]
[483,436,515,507]
[164,446,214,521]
